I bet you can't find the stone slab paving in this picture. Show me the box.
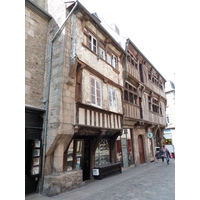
[26,159,175,200]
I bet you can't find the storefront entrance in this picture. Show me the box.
[25,108,44,195]
[138,135,145,164]
[83,140,90,181]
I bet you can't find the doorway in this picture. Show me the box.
[138,135,145,164]
[83,140,90,181]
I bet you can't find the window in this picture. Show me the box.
[91,78,102,107]
[95,139,110,166]
[89,34,97,53]
[108,87,117,111]
[99,47,105,60]
[124,83,137,105]
[112,54,117,69]
[148,96,151,111]
[107,54,111,65]
[152,98,159,114]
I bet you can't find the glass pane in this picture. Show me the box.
[33,149,40,157]
[34,140,40,148]
[67,140,74,171]
[32,166,39,175]
[33,157,40,166]
[107,54,111,64]
[95,140,110,166]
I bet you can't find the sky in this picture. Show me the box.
[78,0,199,84]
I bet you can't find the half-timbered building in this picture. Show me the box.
[118,38,167,167]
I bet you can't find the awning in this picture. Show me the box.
[163,134,172,140]
[164,129,171,134]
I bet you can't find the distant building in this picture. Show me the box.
[164,80,175,155]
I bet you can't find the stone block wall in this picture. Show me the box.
[43,170,82,196]
[25,6,49,109]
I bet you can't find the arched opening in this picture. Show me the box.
[138,135,145,164]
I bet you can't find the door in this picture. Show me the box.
[83,140,90,181]
[121,138,128,168]
[138,135,145,164]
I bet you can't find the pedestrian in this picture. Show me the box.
[160,146,165,163]
[165,148,170,165]
[155,151,159,162]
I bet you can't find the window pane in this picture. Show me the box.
[67,140,74,171]
[107,54,111,65]
[89,35,92,50]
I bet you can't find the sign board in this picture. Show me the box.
[147,132,153,139]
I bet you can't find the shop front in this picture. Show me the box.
[116,129,134,168]
[63,129,122,181]
[25,107,44,195]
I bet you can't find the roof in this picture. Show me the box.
[67,1,126,55]
[127,38,166,82]
[68,1,166,82]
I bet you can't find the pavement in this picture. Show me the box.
[26,159,175,200]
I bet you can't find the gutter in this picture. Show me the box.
[40,0,78,193]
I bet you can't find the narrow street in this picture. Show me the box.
[26,159,175,200]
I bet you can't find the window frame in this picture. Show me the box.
[108,86,117,112]
[91,77,102,107]
[112,54,117,69]
[99,47,105,60]
[89,33,97,54]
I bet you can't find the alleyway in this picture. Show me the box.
[26,159,175,200]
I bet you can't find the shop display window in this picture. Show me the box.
[95,139,110,166]
[66,140,74,171]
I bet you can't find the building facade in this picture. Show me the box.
[116,39,167,168]
[25,0,167,196]
[25,0,51,195]
[164,80,175,155]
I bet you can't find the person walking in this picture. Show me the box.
[165,148,170,165]
[160,146,164,163]
[155,151,160,163]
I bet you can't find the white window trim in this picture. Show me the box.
[99,47,105,60]
[89,33,97,54]
[91,77,102,108]
[108,87,117,112]
[112,54,117,69]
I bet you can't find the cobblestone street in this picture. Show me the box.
[26,159,175,200]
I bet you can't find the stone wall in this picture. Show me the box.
[25,6,49,109]
[43,170,83,196]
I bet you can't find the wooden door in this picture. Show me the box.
[138,135,145,164]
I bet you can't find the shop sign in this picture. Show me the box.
[147,132,153,138]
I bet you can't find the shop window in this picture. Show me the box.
[91,77,102,107]
[116,136,122,162]
[95,139,110,166]
[66,140,74,171]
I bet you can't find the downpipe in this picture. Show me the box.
[40,1,78,193]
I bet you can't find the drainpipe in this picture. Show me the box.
[40,1,78,193]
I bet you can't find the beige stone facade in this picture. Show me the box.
[25,0,167,196]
